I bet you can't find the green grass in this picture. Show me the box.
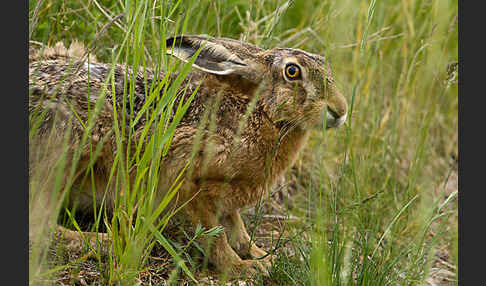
[29,0,458,285]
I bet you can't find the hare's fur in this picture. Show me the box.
[29,37,348,277]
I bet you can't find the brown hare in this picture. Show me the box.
[29,36,348,277]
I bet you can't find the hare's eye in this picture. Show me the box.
[284,64,301,80]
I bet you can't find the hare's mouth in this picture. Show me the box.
[325,107,347,129]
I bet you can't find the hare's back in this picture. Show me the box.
[30,59,159,130]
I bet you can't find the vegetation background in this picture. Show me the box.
[29,0,458,285]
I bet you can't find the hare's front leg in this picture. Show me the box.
[222,210,272,268]
[184,182,268,277]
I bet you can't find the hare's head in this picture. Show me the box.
[166,35,347,130]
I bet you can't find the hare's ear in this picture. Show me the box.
[166,36,249,75]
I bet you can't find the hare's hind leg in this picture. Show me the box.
[30,109,114,257]
[184,181,268,277]
[55,225,111,257]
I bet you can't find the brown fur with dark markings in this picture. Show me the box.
[29,36,348,277]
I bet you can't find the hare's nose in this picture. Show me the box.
[325,106,347,129]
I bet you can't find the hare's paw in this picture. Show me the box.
[249,245,272,269]
[228,259,269,278]
[55,225,110,257]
